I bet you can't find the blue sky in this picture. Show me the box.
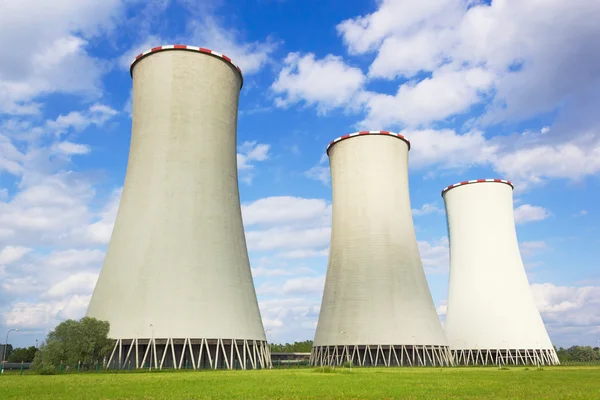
[1,0,599,349]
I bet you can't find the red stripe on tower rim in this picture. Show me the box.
[325,131,411,155]
[441,179,515,197]
[129,45,244,89]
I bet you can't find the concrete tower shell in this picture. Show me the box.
[442,179,559,366]
[311,131,452,367]
[86,45,270,370]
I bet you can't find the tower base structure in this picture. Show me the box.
[106,338,272,370]
[310,344,454,367]
[452,348,559,366]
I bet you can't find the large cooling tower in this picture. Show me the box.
[86,45,270,370]
[442,179,559,365]
[311,131,452,367]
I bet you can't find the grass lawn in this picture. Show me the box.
[1,366,599,399]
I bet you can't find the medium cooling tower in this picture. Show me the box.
[86,45,270,370]
[442,179,559,365]
[311,131,452,367]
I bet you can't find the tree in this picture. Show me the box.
[7,346,37,363]
[270,340,313,353]
[32,317,113,370]
[567,346,600,362]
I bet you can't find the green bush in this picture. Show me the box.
[37,365,57,375]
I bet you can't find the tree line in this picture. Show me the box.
[555,346,600,362]
[3,317,599,370]
[269,340,313,353]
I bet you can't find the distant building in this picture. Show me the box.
[271,352,311,364]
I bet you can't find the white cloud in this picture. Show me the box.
[43,272,99,299]
[1,246,105,330]
[401,129,497,172]
[246,227,331,252]
[237,141,270,170]
[574,210,588,218]
[121,14,277,78]
[304,165,330,186]
[0,133,24,175]
[244,196,331,263]
[0,246,31,265]
[412,203,443,217]
[304,153,330,186]
[514,204,550,225]
[493,139,600,184]
[79,188,122,245]
[46,103,118,136]
[271,53,365,114]
[436,299,448,317]
[519,241,548,257]
[418,237,449,275]
[43,249,105,270]
[237,141,270,185]
[53,142,91,155]
[336,0,600,126]
[336,0,464,56]
[0,0,127,114]
[0,101,118,333]
[0,173,95,240]
[188,17,278,75]
[276,249,329,259]
[367,30,450,79]
[2,248,104,296]
[531,282,600,345]
[360,65,495,128]
[258,276,325,296]
[458,2,600,124]
[308,124,600,189]
[242,197,330,227]
[252,267,295,278]
[399,126,600,187]
[4,295,91,328]
[118,35,164,71]
[259,297,321,343]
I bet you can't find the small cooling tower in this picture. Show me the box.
[87,45,270,370]
[311,131,452,367]
[442,179,559,365]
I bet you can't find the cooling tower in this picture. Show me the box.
[86,45,270,370]
[311,131,452,367]
[442,179,559,366]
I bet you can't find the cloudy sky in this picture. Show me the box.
[1,0,599,349]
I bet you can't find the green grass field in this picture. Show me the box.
[1,366,599,399]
